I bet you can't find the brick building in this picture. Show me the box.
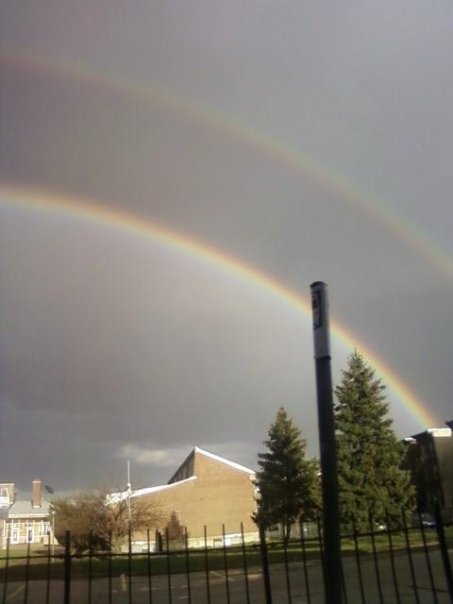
[404,426,453,521]
[117,447,258,550]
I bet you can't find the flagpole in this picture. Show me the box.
[127,461,132,534]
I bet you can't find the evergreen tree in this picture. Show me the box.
[335,351,414,530]
[253,407,320,542]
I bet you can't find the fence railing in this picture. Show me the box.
[1,515,452,603]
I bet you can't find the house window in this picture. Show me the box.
[10,525,19,544]
[41,521,50,536]
[26,525,34,544]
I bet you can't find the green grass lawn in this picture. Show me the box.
[1,526,450,582]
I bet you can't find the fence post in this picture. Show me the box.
[203,526,212,604]
[222,524,231,604]
[88,532,93,604]
[146,529,153,604]
[352,518,365,604]
[128,527,133,604]
[368,514,383,604]
[240,522,251,604]
[417,511,438,603]
[259,524,272,604]
[299,521,312,604]
[434,504,453,601]
[46,531,52,604]
[184,527,192,604]
[402,511,420,604]
[282,532,292,604]
[64,530,71,604]
[24,541,31,604]
[165,527,172,604]
[385,514,401,604]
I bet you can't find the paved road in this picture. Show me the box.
[2,549,452,603]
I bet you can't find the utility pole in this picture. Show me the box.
[310,281,342,604]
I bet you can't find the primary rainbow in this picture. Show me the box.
[2,51,453,282]
[0,182,440,429]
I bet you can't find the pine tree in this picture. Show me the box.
[253,407,320,542]
[335,351,414,530]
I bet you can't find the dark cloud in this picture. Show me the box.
[1,1,452,495]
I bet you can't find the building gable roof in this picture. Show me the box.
[109,446,255,502]
[193,447,255,475]
[108,476,197,503]
[131,476,197,499]
[168,446,255,484]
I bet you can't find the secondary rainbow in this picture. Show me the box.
[2,51,452,282]
[0,183,439,429]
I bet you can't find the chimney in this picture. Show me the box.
[31,479,42,508]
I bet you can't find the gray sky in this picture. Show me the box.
[1,1,452,496]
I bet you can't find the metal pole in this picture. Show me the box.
[127,460,132,532]
[434,503,453,601]
[310,281,342,604]
[126,459,133,601]
[259,523,272,604]
[51,508,55,559]
[64,530,71,604]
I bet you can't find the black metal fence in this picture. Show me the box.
[1,515,452,603]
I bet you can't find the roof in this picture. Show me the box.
[132,476,197,498]
[5,499,51,518]
[193,447,255,475]
[412,428,452,439]
[167,446,255,484]
[108,476,197,504]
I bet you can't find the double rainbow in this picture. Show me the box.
[2,50,452,282]
[0,183,440,429]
